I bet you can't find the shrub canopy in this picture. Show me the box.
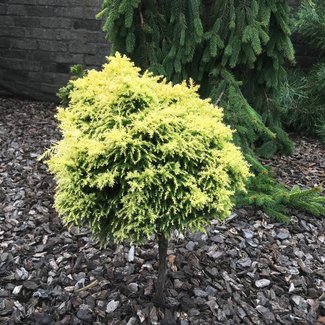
[46,54,250,244]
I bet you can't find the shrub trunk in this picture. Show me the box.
[153,233,169,305]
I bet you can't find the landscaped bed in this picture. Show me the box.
[0,97,324,324]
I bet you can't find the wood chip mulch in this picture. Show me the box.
[266,135,325,193]
[0,97,324,325]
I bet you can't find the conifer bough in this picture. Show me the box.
[46,54,251,302]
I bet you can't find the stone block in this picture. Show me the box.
[37,0,80,6]
[0,37,11,48]
[1,16,14,26]
[0,4,8,15]
[11,38,38,50]
[73,18,101,31]
[55,29,84,41]
[25,28,56,39]
[39,17,72,29]
[84,31,106,43]
[28,71,57,83]
[38,82,62,96]
[26,5,54,17]
[7,0,37,4]
[0,27,25,37]
[0,68,29,82]
[69,41,97,54]
[21,80,60,101]
[54,7,83,18]
[29,71,69,84]
[38,39,68,52]
[53,72,70,85]
[84,54,106,66]
[55,52,83,64]
[84,7,100,19]
[39,61,73,74]
[13,16,40,27]
[0,48,27,59]
[95,43,111,56]
[83,0,101,8]
[1,58,40,72]
[55,62,71,73]
[28,50,54,61]
[40,61,57,72]
[7,4,27,16]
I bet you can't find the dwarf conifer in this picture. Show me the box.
[46,54,251,302]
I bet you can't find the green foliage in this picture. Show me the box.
[98,0,295,157]
[296,0,325,51]
[279,68,325,139]
[316,123,325,139]
[57,64,86,106]
[279,0,325,140]
[45,54,251,245]
[237,171,325,223]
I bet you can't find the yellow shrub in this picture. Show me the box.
[45,54,251,244]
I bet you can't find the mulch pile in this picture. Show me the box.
[0,97,324,325]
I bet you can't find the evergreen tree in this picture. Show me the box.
[279,0,325,139]
[97,0,325,221]
[98,0,294,157]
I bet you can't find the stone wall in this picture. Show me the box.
[0,0,317,102]
[0,0,110,102]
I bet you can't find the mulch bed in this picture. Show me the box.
[0,97,324,325]
[265,135,325,193]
